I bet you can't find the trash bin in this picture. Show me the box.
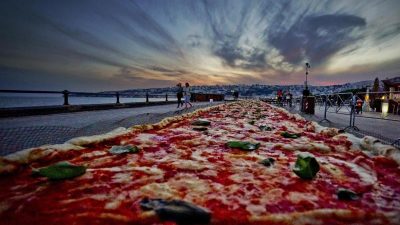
[301,96,315,114]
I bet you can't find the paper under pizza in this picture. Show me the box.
[0,100,399,225]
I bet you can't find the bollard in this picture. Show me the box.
[165,93,168,102]
[62,90,69,106]
[116,92,120,104]
[146,92,149,103]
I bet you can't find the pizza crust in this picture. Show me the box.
[67,127,129,146]
[360,136,400,164]
[294,117,399,165]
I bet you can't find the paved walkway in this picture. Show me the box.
[284,104,400,146]
[0,102,220,156]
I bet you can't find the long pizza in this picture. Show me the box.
[0,100,399,225]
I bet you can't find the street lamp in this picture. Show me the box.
[303,62,311,97]
[305,62,310,90]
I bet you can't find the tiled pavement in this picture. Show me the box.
[0,126,78,155]
[284,104,400,147]
[0,102,220,156]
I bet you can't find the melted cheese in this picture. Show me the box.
[138,183,180,199]
[171,160,212,170]
[286,192,319,205]
[134,133,158,147]
[327,157,377,185]
[80,151,107,158]
[111,173,133,183]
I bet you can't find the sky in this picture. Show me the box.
[0,0,400,91]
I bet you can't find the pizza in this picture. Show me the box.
[0,100,399,225]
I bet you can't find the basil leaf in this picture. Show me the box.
[191,120,211,126]
[140,198,211,224]
[259,158,275,167]
[248,120,256,125]
[193,127,208,131]
[281,132,301,139]
[293,154,320,179]
[257,115,267,119]
[36,161,86,180]
[337,188,359,200]
[109,145,139,154]
[226,141,260,151]
[259,125,272,131]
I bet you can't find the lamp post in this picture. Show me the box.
[303,62,311,97]
[305,62,310,90]
[301,62,313,114]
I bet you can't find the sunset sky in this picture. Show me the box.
[1,0,400,91]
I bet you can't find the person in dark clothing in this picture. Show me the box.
[288,92,293,107]
[233,91,239,100]
[176,83,183,108]
[277,90,283,106]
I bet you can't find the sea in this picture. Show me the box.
[0,93,177,108]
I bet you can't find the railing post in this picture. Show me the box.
[146,92,149,103]
[116,92,120,104]
[165,93,168,102]
[62,90,69,106]
[344,94,359,131]
[349,95,354,127]
[319,95,331,123]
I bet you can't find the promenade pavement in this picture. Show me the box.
[0,102,220,156]
[285,104,400,146]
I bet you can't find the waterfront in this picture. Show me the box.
[0,94,177,108]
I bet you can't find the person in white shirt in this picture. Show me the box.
[184,82,193,108]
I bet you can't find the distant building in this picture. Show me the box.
[382,76,400,100]
[382,77,400,91]
[381,76,400,114]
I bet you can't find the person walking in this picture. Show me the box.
[288,92,293,107]
[184,82,193,108]
[277,90,283,106]
[176,83,183,108]
[356,98,363,114]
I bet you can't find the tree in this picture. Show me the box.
[370,77,380,111]
[372,77,380,92]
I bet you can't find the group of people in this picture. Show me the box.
[277,90,293,107]
[176,82,192,109]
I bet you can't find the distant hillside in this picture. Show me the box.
[102,79,377,97]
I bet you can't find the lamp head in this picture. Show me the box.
[305,62,310,68]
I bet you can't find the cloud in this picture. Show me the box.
[147,65,188,77]
[1,0,399,90]
[186,34,202,48]
[112,66,175,87]
[268,14,366,65]
[213,43,267,70]
[373,22,400,42]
